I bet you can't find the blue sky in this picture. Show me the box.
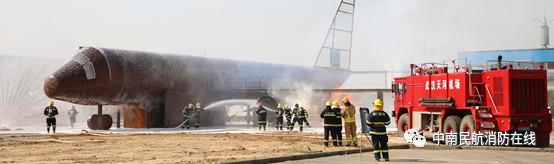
[1,0,553,71]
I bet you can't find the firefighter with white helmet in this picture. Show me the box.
[68,105,79,128]
[44,101,59,133]
[366,99,391,161]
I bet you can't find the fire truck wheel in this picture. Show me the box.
[397,114,409,137]
[460,115,475,134]
[443,115,461,133]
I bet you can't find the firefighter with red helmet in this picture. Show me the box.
[256,104,267,131]
[366,99,391,161]
[44,101,59,133]
[321,101,340,146]
[341,97,357,146]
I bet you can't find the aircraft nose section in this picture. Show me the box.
[44,75,61,98]
[43,61,88,102]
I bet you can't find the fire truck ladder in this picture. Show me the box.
[472,86,496,132]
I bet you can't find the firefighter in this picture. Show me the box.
[284,104,293,131]
[341,97,357,147]
[331,101,343,146]
[293,106,309,131]
[194,103,202,129]
[320,101,340,146]
[182,103,194,129]
[275,103,285,130]
[44,101,59,133]
[300,107,310,128]
[366,99,391,161]
[291,103,300,131]
[256,104,267,131]
[68,105,79,128]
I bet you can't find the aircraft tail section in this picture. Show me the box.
[314,0,355,70]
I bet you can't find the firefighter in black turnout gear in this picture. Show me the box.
[300,107,310,128]
[331,101,343,146]
[182,103,193,129]
[256,104,267,131]
[194,103,202,129]
[320,101,341,146]
[284,104,293,131]
[275,103,285,130]
[44,101,58,133]
[366,99,391,161]
[292,106,309,131]
[291,103,300,131]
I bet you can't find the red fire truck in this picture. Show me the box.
[392,56,552,147]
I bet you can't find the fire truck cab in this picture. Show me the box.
[392,56,552,147]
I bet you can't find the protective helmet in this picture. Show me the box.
[342,97,350,104]
[285,104,289,108]
[332,101,339,106]
[196,103,201,106]
[373,99,383,107]
[70,105,75,109]
[295,103,299,107]
[49,100,54,105]
[325,101,331,106]
[188,103,193,107]
[301,107,305,110]
[258,104,263,107]
[277,103,282,108]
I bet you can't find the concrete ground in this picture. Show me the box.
[275,149,554,164]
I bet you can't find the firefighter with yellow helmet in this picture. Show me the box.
[275,103,285,130]
[284,104,293,131]
[194,103,202,129]
[44,100,59,133]
[366,99,391,161]
[182,103,194,129]
[320,101,340,146]
[331,100,343,145]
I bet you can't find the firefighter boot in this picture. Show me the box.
[47,127,50,133]
[299,126,303,132]
[53,127,56,133]
[385,158,390,161]
[263,126,266,131]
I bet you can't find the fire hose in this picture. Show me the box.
[174,112,198,129]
